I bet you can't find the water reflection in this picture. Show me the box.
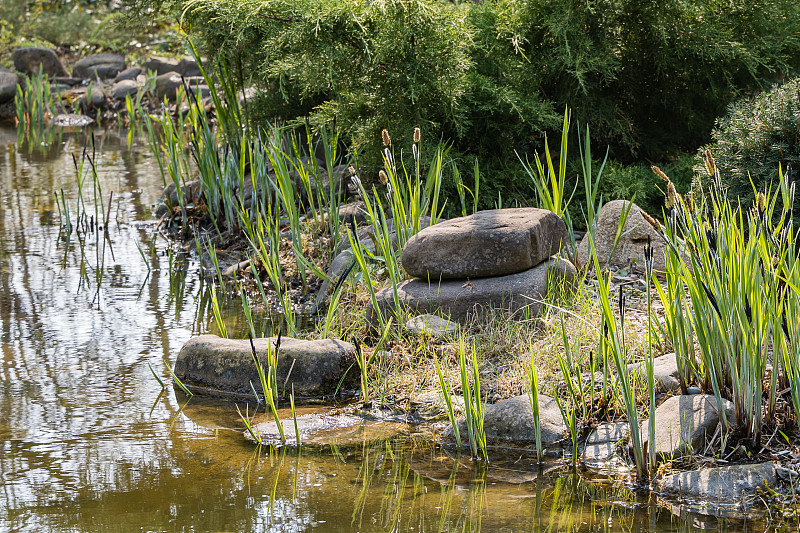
[0,125,772,532]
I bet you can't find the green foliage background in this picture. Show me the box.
[131,0,800,211]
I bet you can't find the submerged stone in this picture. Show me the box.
[246,413,406,446]
[443,393,566,448]
[370,257,577,324]
[174,334,358,399]
[402,208,567,280]
[658,463,777,503]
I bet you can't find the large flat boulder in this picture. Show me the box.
[369,256,577,324]
[443,394,566,448]
[641,394,735,460]
[73,53,126,80]
[174,334,358,399]
[577,200,667,273]
[402,208,567,280]
[13,47,68,77]
[658,463,777,502]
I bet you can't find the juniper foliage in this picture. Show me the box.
[127,0,800,201]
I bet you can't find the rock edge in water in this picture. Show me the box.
[174,334,358,400]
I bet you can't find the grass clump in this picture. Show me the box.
[656,153,800,449]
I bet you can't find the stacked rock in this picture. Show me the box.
[370,208,577,323]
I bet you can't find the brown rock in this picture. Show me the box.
[12,47,68,77]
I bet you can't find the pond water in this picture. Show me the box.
[0,124,770,532]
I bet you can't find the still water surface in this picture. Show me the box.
[0,125,761,531]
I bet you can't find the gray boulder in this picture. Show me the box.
[177,56,202,77]
[338,200,369,225]
[0,69,20,104]
[443,393,566,448]
[73,53,126,80]
[402,208,567,280]
[370,256,577,324]
[174,334,358,399]
[77,87,107,111]
[154,72,183,101]
[114,67,143,82]
[577,200,667,273]
[155,73,207,101]
[146,56,202,77]
[108,79,141,100]
[311,249,356,313]
[658,463,777,503]
[145,56,180,75]
[628,352,682,393]
[12,47,68,77]
[641,394,735,460]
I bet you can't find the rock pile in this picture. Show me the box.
[370,208,576,323]
[1,47,213,120]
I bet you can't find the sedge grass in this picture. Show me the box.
[458,337,487,461]
[525,348,543,461]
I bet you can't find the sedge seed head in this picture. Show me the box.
[757,192,766,213]
[413,127,421,144]
[382,129,391,147]
[641,211,662,231]
[379,169,388,184]
[704,149,717,177]
[651,166,670,183]
[666,182,677,209]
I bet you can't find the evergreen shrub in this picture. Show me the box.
[701,77,800,208]
[133,0,800,203]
